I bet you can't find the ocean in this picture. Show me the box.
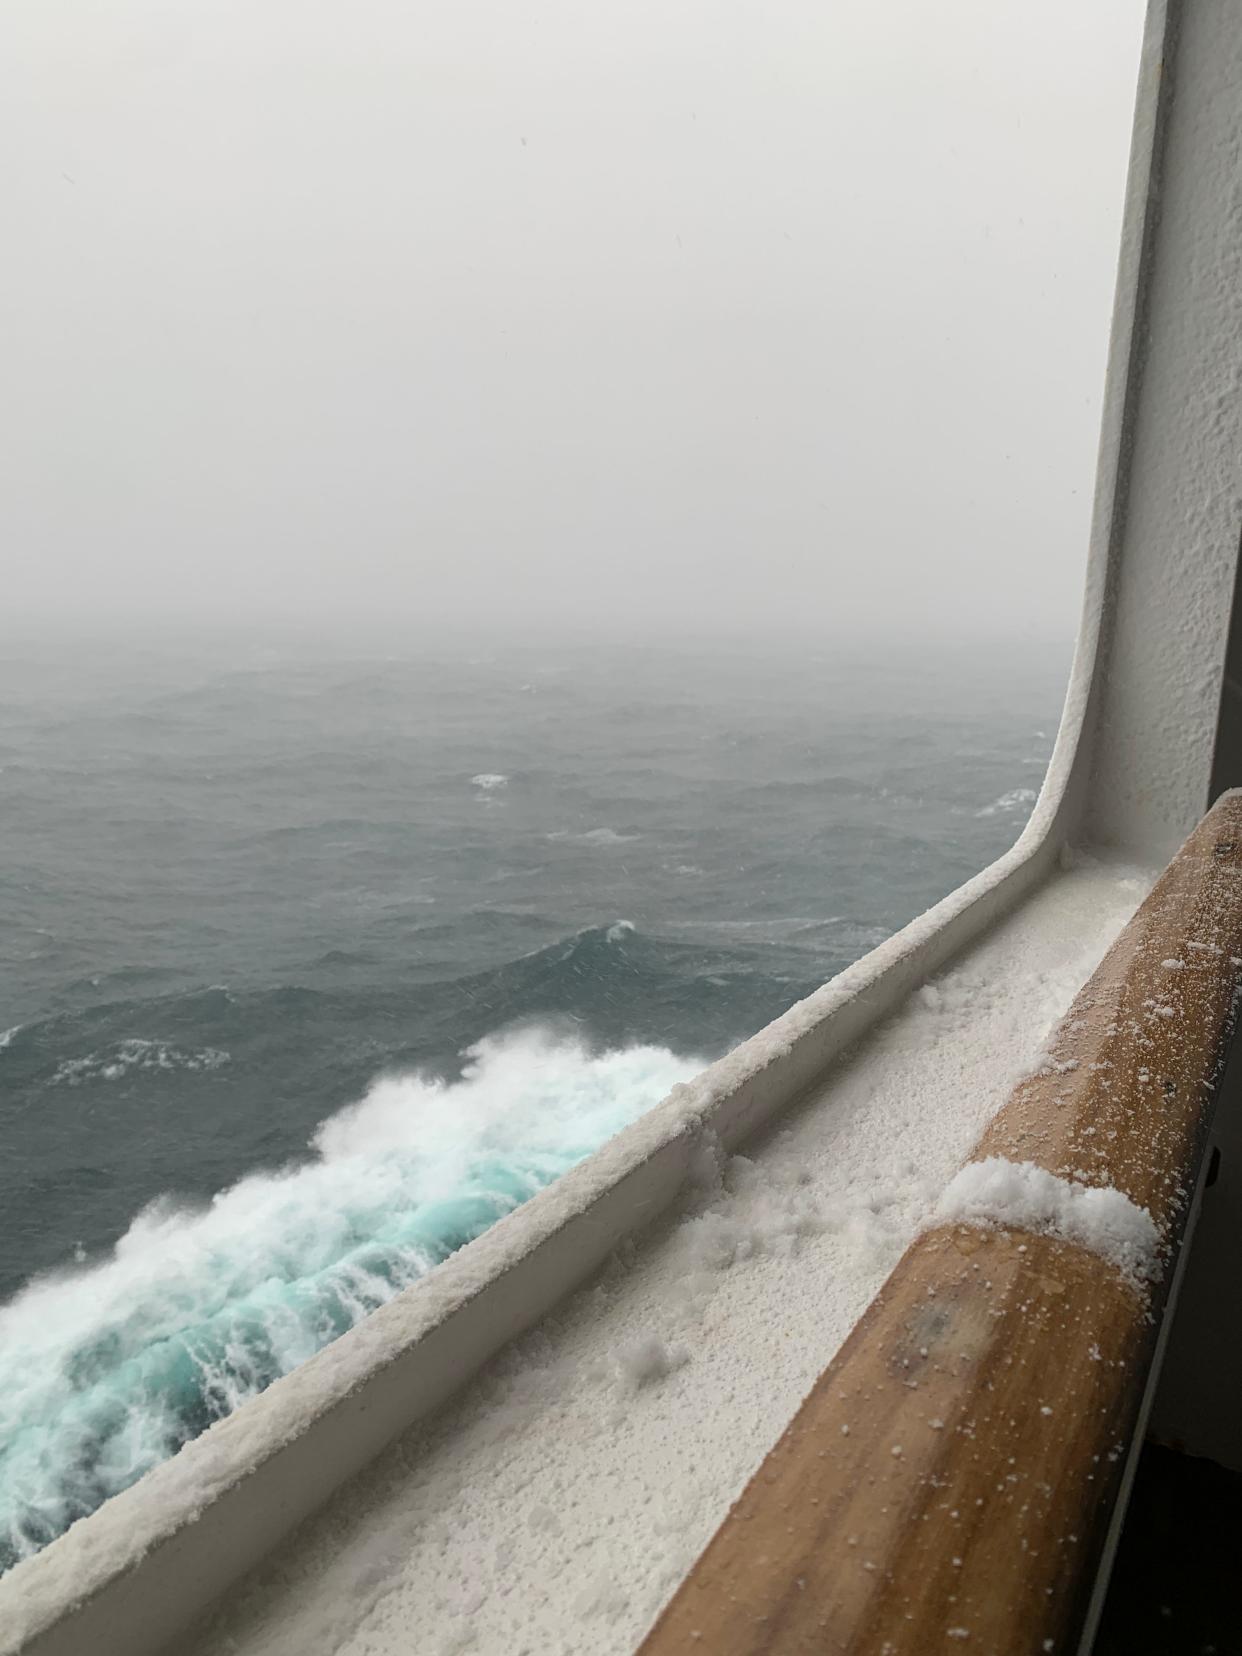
[0,634,1065,1570]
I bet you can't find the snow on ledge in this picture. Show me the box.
[934,1157,1162,1285]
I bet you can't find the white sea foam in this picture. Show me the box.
[546,828,638,845]
[470,774,509,791]
[50,1040,230,1087]
[975,787,1039,819]
[0,1026,700,1566]
[0,1026,20,1053]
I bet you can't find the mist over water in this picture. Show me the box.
[0,634,1066,1567]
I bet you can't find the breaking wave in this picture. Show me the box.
[0,1027,700,1570]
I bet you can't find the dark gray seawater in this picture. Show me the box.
[0,634,1065,1567]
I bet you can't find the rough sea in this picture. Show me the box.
[0,634,1065,1570]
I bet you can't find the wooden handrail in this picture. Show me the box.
[639,794,1242,1655]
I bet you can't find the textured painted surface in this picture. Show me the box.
[1082,1,1242,856]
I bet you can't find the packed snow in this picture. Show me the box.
[934,1157,1161,1284]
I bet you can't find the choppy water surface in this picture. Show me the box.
[0,635,1064,1566]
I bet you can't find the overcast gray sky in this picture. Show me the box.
[4,0,1142,643]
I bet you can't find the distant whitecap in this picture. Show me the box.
[975,787,1038,819]
[546,827,637,845]
[471,773,509,791]
[51,1040,230,1087]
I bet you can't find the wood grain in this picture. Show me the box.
[639,795,1242,1656]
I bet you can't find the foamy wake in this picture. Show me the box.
[0,1028,699,1569]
